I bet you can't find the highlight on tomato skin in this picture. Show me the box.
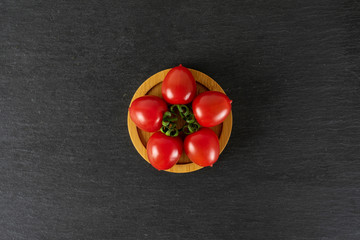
[184,128,220,167]
[147,132,183,171]
[192,91,232,127]
[129,95,168,132]
[161,64,197,105]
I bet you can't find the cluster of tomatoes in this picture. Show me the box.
[129,65,232,171]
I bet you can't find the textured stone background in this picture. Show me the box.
[1,0,360,239]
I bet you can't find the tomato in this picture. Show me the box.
[162,64,196,104]
[147,132,183,170]
[184,128,220,167]
[192,91,232,127]
[129,95,168,132]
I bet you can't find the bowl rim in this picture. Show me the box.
[127,68,233,173]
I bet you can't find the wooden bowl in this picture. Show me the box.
[127,68,233,173]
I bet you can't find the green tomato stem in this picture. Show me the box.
[160,125,179,137]
[162,105,201,136]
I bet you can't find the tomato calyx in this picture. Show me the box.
[160,111,179,137]
[160,125,179,137]
[162,111,178,128]
[160,104,201,137]
[171,105,200,134]
[182,121,200,135]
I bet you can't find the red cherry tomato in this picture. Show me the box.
[162,64,196,104]
[192,91,232,127]
[184,128,220,167]
[129,95,168,132]
[147,132,183,170]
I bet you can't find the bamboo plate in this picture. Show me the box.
[127,68,233,173]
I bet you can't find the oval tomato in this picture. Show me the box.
[184,128,220,167]
[162,64,196,104]
[129,95,168,132]
[192,91,232,127]
[147,132,183,170]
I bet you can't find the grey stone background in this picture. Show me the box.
[1,0,360,239]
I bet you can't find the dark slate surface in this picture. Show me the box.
[1,0,360,239]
